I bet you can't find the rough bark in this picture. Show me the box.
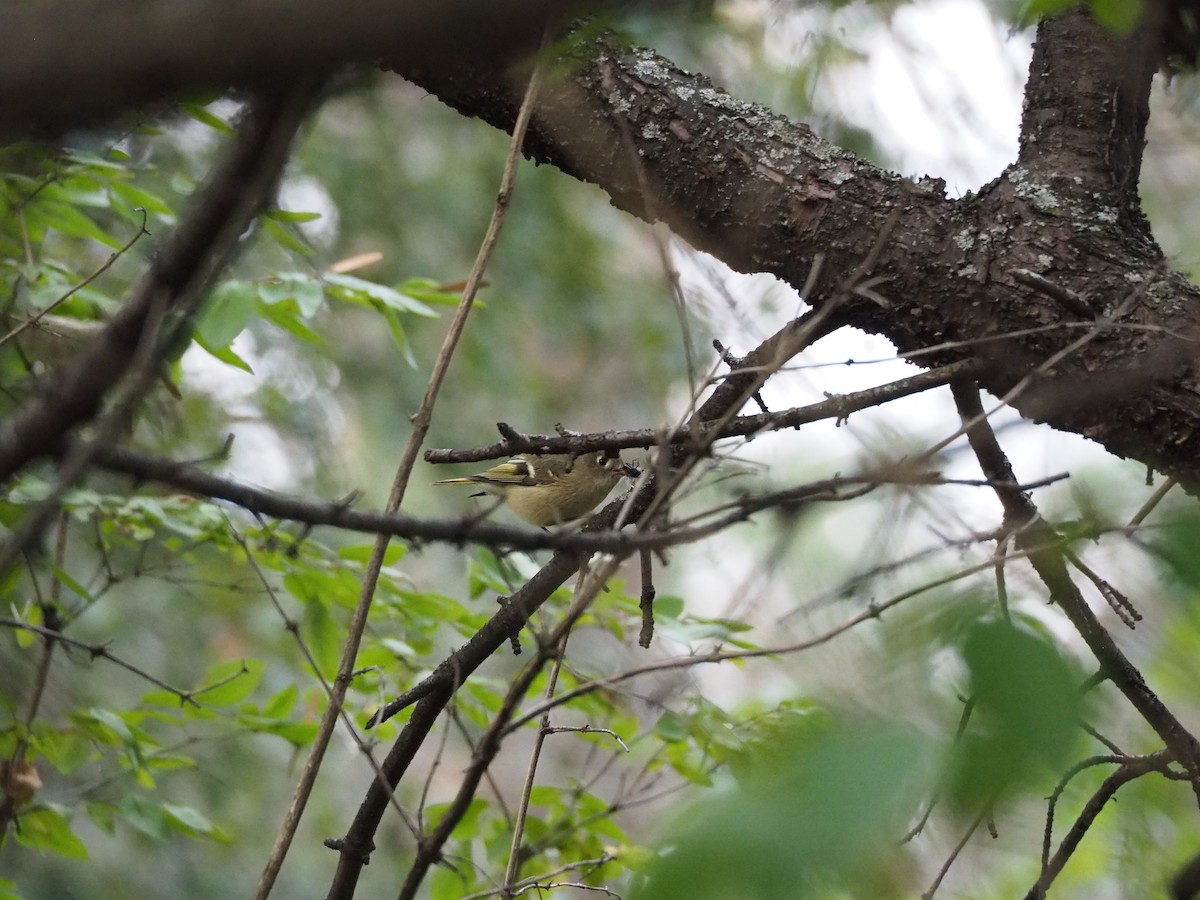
[390,9,1200,490]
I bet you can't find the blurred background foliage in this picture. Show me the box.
[5,0,1200,898]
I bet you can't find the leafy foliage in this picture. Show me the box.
[3,4,1200,900]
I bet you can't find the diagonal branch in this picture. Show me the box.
[0,82,322,575]
[391,10,1200,491]
[1025,750,1177,899]
[950,380,1200,796]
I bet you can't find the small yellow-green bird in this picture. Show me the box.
[436,453,638,526]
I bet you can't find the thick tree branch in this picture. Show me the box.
[390,10,1200,492]
[0,0,642,138]
[0,86,318,484]
[0,83,320,585]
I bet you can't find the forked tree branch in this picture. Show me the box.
[390,9,1200,490]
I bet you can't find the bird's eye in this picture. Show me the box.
[595,454,607,467]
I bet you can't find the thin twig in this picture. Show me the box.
[505,548,1050,734]
[0,617,198,701]
[502,636,571,897]
[320,44,551,900]
[950,380,1200,799]
[458,856,617,900]
[1026,752,1173,899]
[1127,475,1177,531]
[922,808,988,899]
[0,84,320,578]
[0,513,69,844]
[229,523,417,838]
[393,553,628,900]
[0,211,150,348]
[423,358,986,463]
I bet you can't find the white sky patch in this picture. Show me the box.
[179,331,349,490]
[278,174,339,246]
[824,0,1032,192]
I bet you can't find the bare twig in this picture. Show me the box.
[229,522,417,850]
[950,380,1200,797]
[1027,751,1174,899]
[424,359,986,464]
[0,617,198,702]
[505,551,1038,734]
[1127,476,1177,531]
[0,514,69,844]
[458,856,617,900]
[87,440,1017,558]
[0,210,150,348]
[321,44,551,900]
[1011,268,1096,320]
[638,548,655,648]
[502,637,570,897]
[922,808,988,900]
[392,554,629,900]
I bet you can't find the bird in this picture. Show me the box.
[435,452,639,526]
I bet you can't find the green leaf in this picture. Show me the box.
[261,217,314,258]
[14,805,89,858]
[32,201,123,250]
[197,280,257,351]
[144,753,196,773]
[180,102,233,134]
[262,683,299,719]
[197,340,254,372]
[261,721,319,746]
[663,743,713,786]
[338,543,406,565]
[11,599,38,649]
[430,863,470,900]
[258,272,324,317]
[33,728,93,775]
[380,307,416,366]
[162,802,216,837]
[1151,509,1200,591]
[84,801,117,835]
[651,594,685,619]
[72,707,133,746]
[635,720,932,899]
[1090,0,1143,34]
[109,181,175,220]
[654,711,689,743]
[62,150,129,173]
[41,177,110,209]
[193,658,263,707]
[396,277,466,306]
[117,794,169,840]
[46,561,93,604]
[949,618,1084,808]
[302,597,341,678]
[256,298,324,344]
[1009,0,1075,27]
[323,272,438,317]
[263,208,322,224]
